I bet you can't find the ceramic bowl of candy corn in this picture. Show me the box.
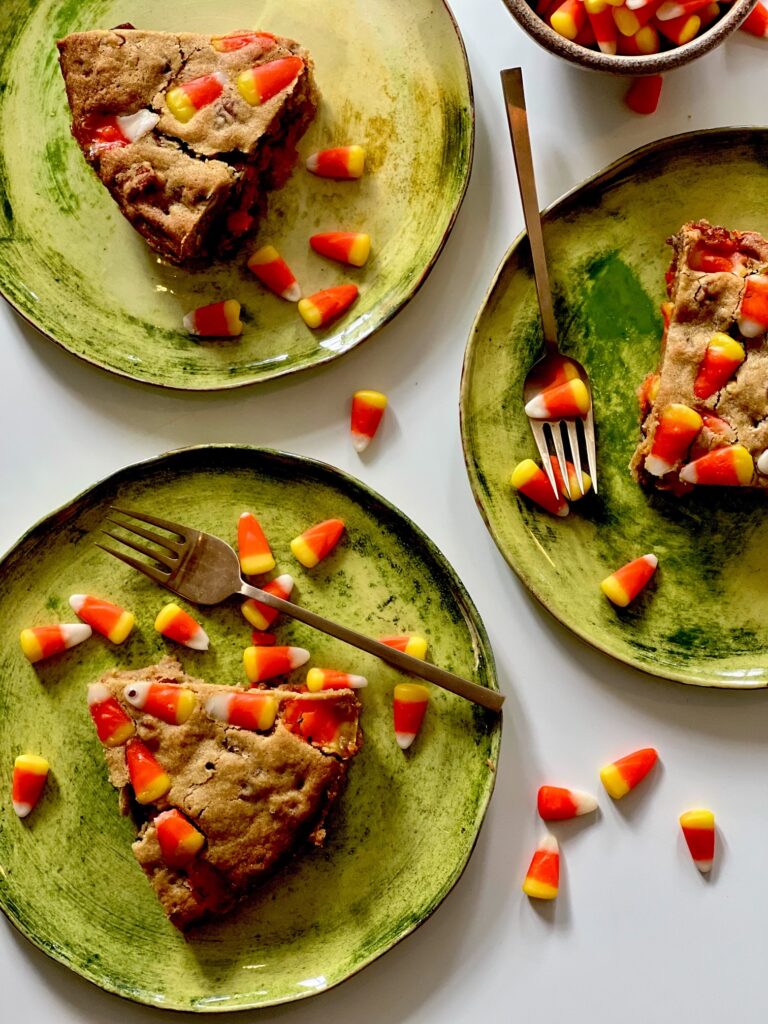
[501,0,757,74]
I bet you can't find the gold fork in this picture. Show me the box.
[98,506,503,713]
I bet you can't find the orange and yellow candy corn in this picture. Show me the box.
[126,738,171,804]
[306,667,368,692]
[243,644,310,683]
[656,0,711,18]
[524,378,591,419]
[511,459,569,517]
[211,31,276,52]
[298,284,358,329]
[237,56,303,105]
[693,333,745,399]
[241,573,294,630]
[379,634,428,660]
[588,5,619,50]
[351,390,388,452]
[155,808,206,867]
[237,512,276,575]
[680,808,715,873]
[645,404,703,476]
[654,11,701,43]
[69,594,135,644]
[20,623,92,664]
[123,681,196,725]
[625,75,664,115]
[527,359,579,394]
[291,519,345,568]
[282,696,359,754]
[600,747,658,799]
[155,603,210,651]
[740,0,768,36]
[306,145,366,179]
[12,754,49,818]
[310,232,371,267]
[80,110,159,154]
[550,0,588,37]
[601,554,658,607]
[738,275,768,337]
[393,682,429,750]
[549,456,592,500]
[166,72,226,122]
[615,0,660,34]
[87,682,136,747]
[205,690,279,731]
[183,299,243,338]
[522,834,559,900]
[618,25,661,53]
[537,785,598,821]
[247,245,301,302]
[679,445,754,486]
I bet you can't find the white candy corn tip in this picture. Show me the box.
[644,454,673,478]
[351,431,371,454]
[69,594,87,614]
[523,393,551,419]
[395,731,416,750]
[117,109,160,142]
[757,450,768,475]
[205,693,232,722]
[737,316,766,339]
[655,2,683,19]
[63,623,92,649]
[282,282,302,303]
[695,858,713,874]
[184,626,210,652]
[572,789,599,815]
[13,800,33,818]
[347,674,368,689]
[641,554,659,569]
[273,574,294,598]
[87,682,110,706]
[287,647,311,669]
[182,310,199,335]
[305,153,320,173]
[123,681,151,710]
[679,462,697,484]
[538,832,559,854]
[213,71,228,86]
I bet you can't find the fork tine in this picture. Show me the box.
[96,543,171,585]
[110,505,191,540]
[530,420,559,498]
[583,408,599,494]
[102,529,178,571]
[105,516,184,556]
[566,420,585,496]
[551,422,572,499]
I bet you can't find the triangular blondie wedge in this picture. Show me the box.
[57,27,318,264]
[88,657,361,929]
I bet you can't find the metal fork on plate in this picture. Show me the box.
[501,67,598,499]
[98,506,504,713]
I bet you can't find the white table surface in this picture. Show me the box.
[3,2,768,1021]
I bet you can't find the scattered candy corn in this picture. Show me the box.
[241,573,294,630]
[251,630,277,646]
[351,390,388,452]
[655,11,701,43]
[680,809,715,873]
[601,554,658,607]
[243,645,310,683]
[537,785,598,821]
[69,594,135,644]
[645,404,703,476]
[155,808,206,867]
[87,682,136,746]
[20,623,92,664]
[524,378,591,419]
[510,459,569,517]
[237,512,276,576]
[379,634,428,660]
[183,299,243,338]
[679,444,754,486]
[247,245,301,302]
[237,56,303,105]
[205,690,279,731]
[310,232,371,267]
[522,834,559,900]
[600,747,658,799]
[740,0,768,36]
[12,754,49,818]
[166,72,226,122]
[693,333,745,399]
[123,681,196,725]
[290,519,345,568]
[625,75,664,115]
[126,738,172,804]
[306,667,368,692]
[551,0,588,38]
[393,682,429,750]
[154,603,209,651]
[738,275,768,337]
[298,285,358,329]
[549,456,592,499]
[211,31,276,52]
[306,145,366,179]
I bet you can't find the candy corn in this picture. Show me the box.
[351,390,388,452]
[758,449,768,476]
[527,359,579,393]
[247,245,301,302]
[600,554,658,607]
[688,239,738,274]
[693,333,745,399]
[251,630,277,646]
[183,299,243,338]
[155,808,205,867]
[740,0,768,36]
[310,232,371,267]
[205,690,279,731]
[615,0,659,34]
[290,519,345,568]
[306,667,368,692]
[537,785,598,821]
[510,459,569,517]
[550,0,588,37]
[237,56,303,105]
[654,11,701,43]
[600,747,658,799]
[20,623,92,664]
[12,754,49,818]
[126,739,171,804]
[738,275,768,337]
[625,75,664,115]
[549,456,592,500]
[379,634,428,660]
[645,404,703,476]
[87,682,136,747]
[393,682,429,750]
[697,2,721,28]
[123,681,196,725]
[524,379,591,419]
[679,445,754,486]
[618,25,661,53]
[155,603,209,651]
[680,808,715,873]
[211,31,276,52]
[282,697,359,754]
[656,0,712,18]
[587,5,619,50]
[81,110,159,154]
[69,594,135,644]
[306,145,366,179]
[237,512,276,575]
[522,834,559,900]
[166,72,226,122]
[241,573,294,630]
[243,645,310,683]
[298,285,358,329]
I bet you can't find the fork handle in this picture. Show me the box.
[239,584,504,713]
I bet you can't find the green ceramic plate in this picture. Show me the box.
[461,127,768,689]
[0,445,499,1011]
[0,0,472,390]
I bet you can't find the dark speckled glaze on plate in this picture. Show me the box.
[0,0,473,390]
[461,128,768,689]
[0,445,500,1011]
